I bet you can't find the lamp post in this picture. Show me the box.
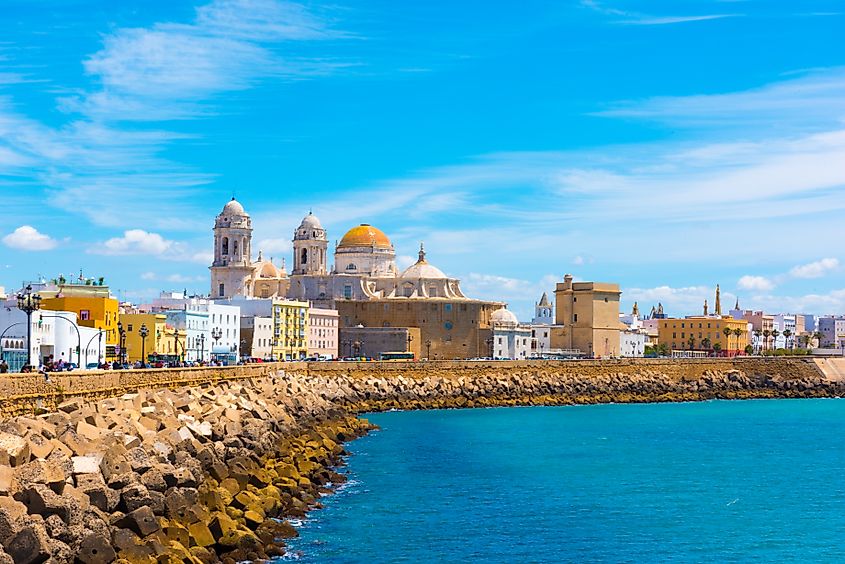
[425,339,432,360]
[117,322,127,364]
[211,327,222,362]
[139,324,149,367]
[16,285,42,370]
[198,334,206,363]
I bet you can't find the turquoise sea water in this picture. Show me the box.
[284,400,845,563]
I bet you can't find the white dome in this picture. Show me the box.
[299,212,323,230]
[222,198,247,216]
[491,308,519,325]
[401,262,447,279]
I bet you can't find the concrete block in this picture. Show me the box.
[72,455,103,475]
[114,506,160,538]
[0,433,30,467]
[77,532,116,564]
[6,524,51,564]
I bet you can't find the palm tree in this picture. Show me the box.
[733,328,743,354]
[762,329,771,352]
[813,331,824,348]
[688,336,696,350]
[723,327,732,354]
[782,329,792,350]
[772,329,780,350]
[702,337,711,350]
[799,334,810,349]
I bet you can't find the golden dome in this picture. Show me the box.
[338,224,392,249]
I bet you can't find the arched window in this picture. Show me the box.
[346,263,357,271]
[301,248,308,267]
[221,237,229,255]
[233,239,239,256]
[403,283,414,297]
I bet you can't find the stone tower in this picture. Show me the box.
[292,211,328,275]
[210,198,254,298]
[533,292,553,324]
[715,284,722,316]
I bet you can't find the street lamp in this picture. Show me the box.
[425,339,432,360]
[117,322,127,364]
[139,324,149,367]
[407,332,413,353]
[198,334,206,363]
[211,327,222,362]
[16,285,42,370]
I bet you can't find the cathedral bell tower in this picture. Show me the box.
[210,198,254,298]
[292,211,328,275]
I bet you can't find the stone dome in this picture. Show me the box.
[221,198,247,216]
[400,244,446,279]
[491,308,519,325]
[256,261,281,278]
[299,212,323,230]
[338,224,392,249]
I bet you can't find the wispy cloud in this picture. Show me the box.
[789,258,840,279]
[595,67,845,130]
[88,229,209,264]
[64,0,349,120]
[581,0,739,26]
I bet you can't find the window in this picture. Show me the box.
[233,239,239,255]
[128,324,134,332]
[346,263,357,271]
[343,285,352,299]
[219,283,225,297]
[444,304,452,312]
[222,237,229,255]
[573,314,578,322]
[80,310,90,321]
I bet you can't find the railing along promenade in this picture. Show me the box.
[0,356,833,418]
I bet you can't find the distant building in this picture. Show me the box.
[817,316,845,349]
[551,274,622,358]
[490,308,532,360]
[338,326,421,359]
[307,307,339,359]
[225,298,308,360]
[528,293,553,356]
[240,316,274,360]
[117,313,186,363]
[733,309,774,352]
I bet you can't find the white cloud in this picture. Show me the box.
[256,238,292,255]
[89,230,210,264]
[94,230,173,256]
[165,274,205,283]
[737,275,775,291]
[789,257,840,279]
[573,256,585,265]
[2,225,58,251]
[396,255,417,270]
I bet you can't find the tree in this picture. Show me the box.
[745,344,754,355]
[723,327,733,353]
[688,336,696,350]
[782,329,792,350]
[813,331,823,348]
[702,337,711,350]
[772,329,780,350]
[713,343,722,352]
[762,329,771,351]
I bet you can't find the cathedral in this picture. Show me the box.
[209,198,504,358]
[211,198,470,306]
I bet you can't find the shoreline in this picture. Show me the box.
[0,359,841,562]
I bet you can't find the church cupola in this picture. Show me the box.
[292,211,328,275]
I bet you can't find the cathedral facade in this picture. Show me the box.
[209,198,505,358]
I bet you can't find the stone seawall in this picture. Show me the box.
[0,358,838,563]
[0,364,285,418]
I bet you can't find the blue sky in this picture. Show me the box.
[1,0,844,321]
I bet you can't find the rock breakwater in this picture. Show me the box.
[0,357,838,562]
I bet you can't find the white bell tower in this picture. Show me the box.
[210,198,254,298]
[292,212,328,275]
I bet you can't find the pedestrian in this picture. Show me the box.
[0,359,8,374]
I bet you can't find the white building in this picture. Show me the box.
[148,292,239,362]
[1,298,103,370]
[490,308,532,360]
[308,307,339,359]
[620,330,648,357]
[817,316,845,349]
[241,316,274,360]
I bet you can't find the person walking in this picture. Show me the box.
[0,359,8,373]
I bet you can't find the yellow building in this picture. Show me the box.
[39,283,119,352]
[657,316,749,355]
[551,274,622,357]
[271,300,309,360]
[118,313,187,363]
